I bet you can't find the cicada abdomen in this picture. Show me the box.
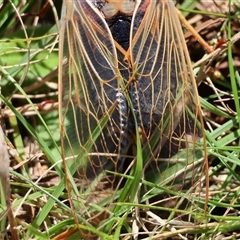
[59,0,207,238]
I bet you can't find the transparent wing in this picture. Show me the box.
[59,0,207,238]
[128,0,207,219]
[59,0,130,215]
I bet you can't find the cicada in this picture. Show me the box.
[59,0,208,238]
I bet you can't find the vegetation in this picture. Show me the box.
[0,0,240,239]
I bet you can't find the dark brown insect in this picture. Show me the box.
[58,0,208,238]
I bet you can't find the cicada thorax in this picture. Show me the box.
[93,0,147,50]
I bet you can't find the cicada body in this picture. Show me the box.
[59,0,207,238]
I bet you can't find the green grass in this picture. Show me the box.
[0,0,240,239]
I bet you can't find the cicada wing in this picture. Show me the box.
[59,0,208,236]
[129,0,207,217]
[59,1,129,216]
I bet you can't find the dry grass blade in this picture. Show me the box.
[0,126,19,240]
[0,126,10,207]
